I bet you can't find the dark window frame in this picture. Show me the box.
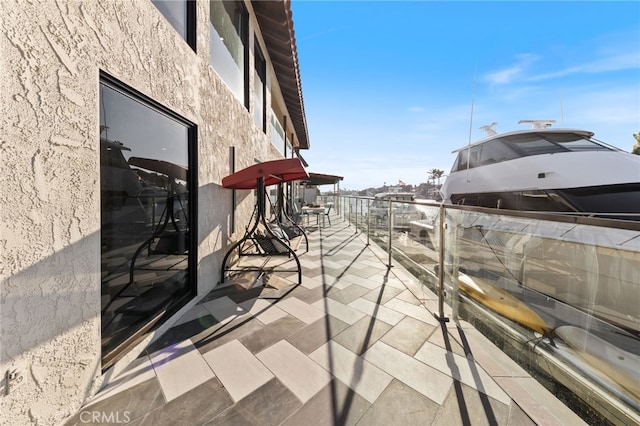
[186,0,197,51]
[151,0,197,52]
[240,2,250,109]
[254,38,267,132]
[99,71,198,370]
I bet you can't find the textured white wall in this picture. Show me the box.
[0,0,282,424]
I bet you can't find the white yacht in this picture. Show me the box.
[440,120,640,221]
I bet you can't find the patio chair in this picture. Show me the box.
[323,202,333,226]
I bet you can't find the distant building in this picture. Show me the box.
[0,1,309,424]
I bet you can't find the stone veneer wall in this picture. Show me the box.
[0,0,285,424]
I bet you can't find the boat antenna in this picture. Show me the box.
[466,61,478,182]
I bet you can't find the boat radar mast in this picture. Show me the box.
[518,119,556,129]
[479,122,498,136]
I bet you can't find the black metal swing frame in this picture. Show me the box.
[220,177,306,285]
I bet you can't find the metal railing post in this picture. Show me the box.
[355,197,359,233]
[387,199,393,268]
[366,199,370,245]
[435,203,449,322]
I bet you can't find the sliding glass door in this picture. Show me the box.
[99,75,196,369]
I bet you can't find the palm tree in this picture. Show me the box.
[428,168,445,185]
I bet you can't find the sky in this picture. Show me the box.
[289,1,640,191]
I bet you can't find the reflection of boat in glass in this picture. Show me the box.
[554,325,640,398]
[454,270,551,336]
[368,192,426,229]
[440,120,640,221]
[100,138,169,233]
[453,264,640,407]
[451,213,640,334]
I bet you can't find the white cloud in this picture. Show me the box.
[529,52,640,82]
[408,106,425,112]
[563,86,640,127]
[485,39,640,85]
[483,54,540,85]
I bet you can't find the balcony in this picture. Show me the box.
[65,206,593,425]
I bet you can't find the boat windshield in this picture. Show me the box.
[451,132,613,172]
[508,132,612,155]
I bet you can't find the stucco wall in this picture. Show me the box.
[1,1,282,424]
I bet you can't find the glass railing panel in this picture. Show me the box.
[337,195,640,420]
[351,198,368,234]
[383,201,439,291]
[447,209,640,420]
[368,201,390,255]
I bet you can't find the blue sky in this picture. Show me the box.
[290,1,640,191]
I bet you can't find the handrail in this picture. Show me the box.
[336,194,640,231]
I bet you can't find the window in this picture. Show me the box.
[270,111,285,151]
[151,0,196,51]
[504,134,566,156]
[452,147,479,171]
[452,149,467,172]
[99,74,196,368]
[477,140,519,166]
[548,133,612,152]
[254,40,267,131]
[209,0,249,106]
[451,132,613,173]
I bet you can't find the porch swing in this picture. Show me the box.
[267,181,309,253]
[220,158,309,286]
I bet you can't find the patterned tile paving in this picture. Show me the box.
[257,340,332,403]
[309,341,392,403]
[65,213,587,426]
[362,340,454,405]
[202,340,274,402]
[148,340,215,402]
[280,379,370,426]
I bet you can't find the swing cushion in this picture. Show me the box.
[255,231,289,254]
[268,224,290,242]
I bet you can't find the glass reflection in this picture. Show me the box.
[270,110,285,152]
[254,41,266,131]
[209,0,247,103]
[100,81,193,364]
[152,0,187,39]
[342,194,640,416]
[445,209,640,407]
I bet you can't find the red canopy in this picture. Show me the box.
[222,158,309,190]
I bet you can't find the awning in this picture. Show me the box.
[222,158,309,190]
[302,172,344,186]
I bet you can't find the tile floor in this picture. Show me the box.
[64,215,586,426]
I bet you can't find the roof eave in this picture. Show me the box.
[252,0,310,150]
